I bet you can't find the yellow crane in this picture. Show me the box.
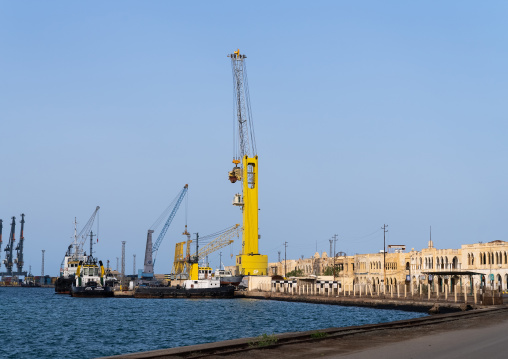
[172,224,241,278]
[227,49,268,276]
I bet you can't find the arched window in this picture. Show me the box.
[452,256,458,269]
[471,254,474,266]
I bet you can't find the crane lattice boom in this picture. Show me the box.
[197,224,240,259]
[229,49,256,163]
[76,206,100,256]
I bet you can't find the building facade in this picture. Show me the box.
[264,239,508,292]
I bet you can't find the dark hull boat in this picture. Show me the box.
[71,283,114,298]
[134,285,235,299]
[55,276,74,294]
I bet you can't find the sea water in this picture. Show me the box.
[0,287,427,358]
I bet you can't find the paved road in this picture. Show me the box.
[336,319,508,359]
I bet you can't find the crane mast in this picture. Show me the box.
[14,214,27,276]
[227,49,267,276]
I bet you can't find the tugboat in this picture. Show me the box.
[21,266,40,287]
[70,230,114,298]
[56,208,99,294]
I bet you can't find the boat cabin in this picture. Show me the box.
[198,267,212,280]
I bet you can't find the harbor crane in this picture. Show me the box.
[142,184,188,279]
[66,206,100,258]
[2,217,16,275]
[14,214,27,276]
[172,224,240,276]
[227,49,267,276]
[1,215,28,277]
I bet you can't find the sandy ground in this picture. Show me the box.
[211,308,508,359]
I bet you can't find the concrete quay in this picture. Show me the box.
[99,306,508,358]
[235,291,473,313]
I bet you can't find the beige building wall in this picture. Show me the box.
[227,240,508,292]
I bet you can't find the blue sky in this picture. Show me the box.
[1,1,507,276]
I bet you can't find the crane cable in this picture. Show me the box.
[150,192,181,231]
[243,61,257,156]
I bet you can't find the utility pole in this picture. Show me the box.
[41,250,45,286]
[121,241,126,289]
[116,257,119,272]
[332,234,338,279]
[133,254,136,275]
[329,239,333,258]
[195,233,199,263]
[219,252,222,270]
[382,224,388,294]
[283,242,288,277]
[278,251,281,263]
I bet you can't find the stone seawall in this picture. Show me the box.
[235,291,473,313]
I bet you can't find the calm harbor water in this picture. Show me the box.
[0,287,427,358]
